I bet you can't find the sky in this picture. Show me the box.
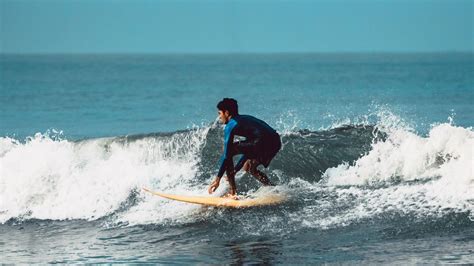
[0,0,472,54]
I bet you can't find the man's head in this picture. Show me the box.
[217,98,238,124]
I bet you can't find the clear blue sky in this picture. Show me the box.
[1,0,472,54]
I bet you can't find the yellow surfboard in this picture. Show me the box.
[143,188,285,208]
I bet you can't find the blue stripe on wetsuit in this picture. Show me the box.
[217,119,237,178]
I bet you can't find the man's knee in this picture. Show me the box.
[242,159,261,174]
[242,159,251,173]
[249,160,260,174]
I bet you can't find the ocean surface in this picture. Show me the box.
[0,53,473,263]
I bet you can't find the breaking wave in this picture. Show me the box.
[0,113,472,232]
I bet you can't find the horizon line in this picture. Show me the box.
[1,50,473,56]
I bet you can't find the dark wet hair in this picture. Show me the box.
[217,98,239,116]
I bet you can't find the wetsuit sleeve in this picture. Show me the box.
[217,120,237,178]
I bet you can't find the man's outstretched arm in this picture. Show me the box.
[209,120,237,194]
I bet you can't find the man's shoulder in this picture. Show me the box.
[236,114,275,132]
[225,118,238,130]
[235,114,257,121]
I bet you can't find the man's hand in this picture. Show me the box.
[208,177,220,194]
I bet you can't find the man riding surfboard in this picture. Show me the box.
[208,98,281,197]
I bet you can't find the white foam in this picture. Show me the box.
[323,123,473,183]
[320,123,473,224]
[0,127,211,224]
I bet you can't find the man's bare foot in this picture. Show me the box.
[223,193,239,200]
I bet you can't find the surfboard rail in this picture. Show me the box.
[142,187,285,208]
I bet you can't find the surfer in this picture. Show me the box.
[208,98,281,197]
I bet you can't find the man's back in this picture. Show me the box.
[229,114,278,141]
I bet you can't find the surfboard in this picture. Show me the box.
[142,187,285,208]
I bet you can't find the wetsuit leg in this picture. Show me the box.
[232,140,258,172]
[244,159,274,186]
[260,134,282,168]
[234,140,274,186]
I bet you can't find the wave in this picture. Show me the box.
[0,127,209,223]
[317,123,473,228]
[0,118,472,230]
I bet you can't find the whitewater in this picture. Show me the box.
[1,113,472,221]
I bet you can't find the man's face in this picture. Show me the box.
[218,110,231,124]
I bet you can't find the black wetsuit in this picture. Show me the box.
[217,114,281,178]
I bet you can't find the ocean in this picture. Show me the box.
[1,53,473,263]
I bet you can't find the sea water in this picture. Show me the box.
[0,53,473,263]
